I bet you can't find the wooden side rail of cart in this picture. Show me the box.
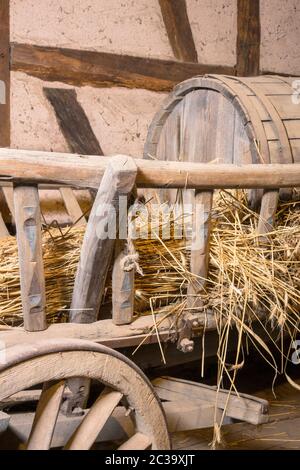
[0,147,299,350]
[0,148,297,450]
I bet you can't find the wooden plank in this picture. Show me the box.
[268,94,300,119]
[158,0,198,63]
[11,43,236,92]
[1,149,300,190]
[153,377,269,425]
[14,186,47,332]
[0,0,10,146]
[163,400,223,432]
[188,190,213,309]
[236,0,260,76]
[291,139,300,163]
[70,156,137,323]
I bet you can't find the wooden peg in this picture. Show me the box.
[14,185,47,332]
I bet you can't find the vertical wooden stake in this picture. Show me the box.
[70,156,137,323]
[112,239,135,325]
[14,186,47,331]
[187,190,213,310]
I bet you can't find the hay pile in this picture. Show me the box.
[0,226,81,326]
[1,191,299,335]
[1,191,299,446]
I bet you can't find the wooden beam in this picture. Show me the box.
[153,376,269,425]
[0,149,300,191]
[43,88,103,156]
[11,43,236,92]
[70,156,137,323]
[158,0,198,62]
[236,0,260,76]
[5,399,220,448]
[187,190,213,309]
[14,186,47,332]
[0,0,10,146]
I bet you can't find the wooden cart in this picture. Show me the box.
[0,74,299,450]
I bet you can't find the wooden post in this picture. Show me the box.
[187,190,213,310]
[237,0,260,76]
[70,156,137,323]
[14,186,47,332]
[258,189,279,244]
[112,239,135,325]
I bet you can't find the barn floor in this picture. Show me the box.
[169,359,300,451]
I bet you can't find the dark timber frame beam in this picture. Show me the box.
[236,0,260,76]
[44,88,103,156]
[158,0,198,63]
[10,43,236,92]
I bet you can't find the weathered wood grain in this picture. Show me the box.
[14,186,47,332]
[237,0,260,76]
[70,156,137,323]
[0,149,300,190]
[11,43,235,92]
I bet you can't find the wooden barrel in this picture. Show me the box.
[144,74,300,168]
[143,74,300,311]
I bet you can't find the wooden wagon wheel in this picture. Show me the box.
[0,339,171,450]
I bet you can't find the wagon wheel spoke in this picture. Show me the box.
[64,390,123,450]
[118,432,151,450]
[27,381,65,450]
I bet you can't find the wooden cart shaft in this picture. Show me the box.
[0,148,300,190]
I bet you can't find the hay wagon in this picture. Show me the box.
[0,74,299,450]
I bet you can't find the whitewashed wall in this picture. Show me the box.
[10,0,299,155]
